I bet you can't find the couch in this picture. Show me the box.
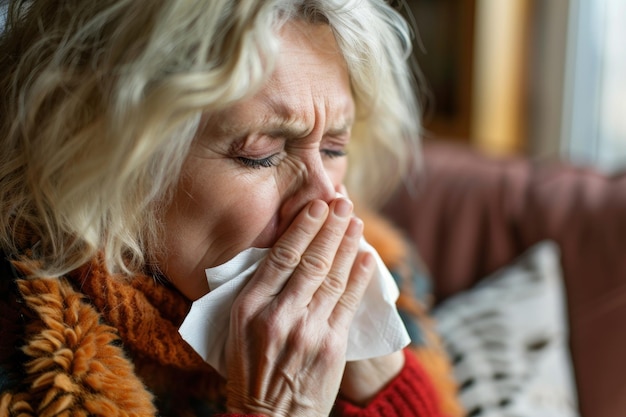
[382,141,626,417]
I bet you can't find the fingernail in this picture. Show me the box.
[361,252,375,272]
[309,200,327,219]
[333,198,352,218]
[346,217,363,237]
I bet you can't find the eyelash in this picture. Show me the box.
[322,149,347,159]
[237,154,282,169]
[237,149,347,169]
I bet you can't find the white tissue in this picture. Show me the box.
[178,239,410,377]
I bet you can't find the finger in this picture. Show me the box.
[335,184,349,197]
[277,197,353,307]
[328,251,376,331]
[243,199,328,298]
[308,216,363,316]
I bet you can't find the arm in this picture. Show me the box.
[335,349,442,417]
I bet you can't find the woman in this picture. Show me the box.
[0,1,459,416]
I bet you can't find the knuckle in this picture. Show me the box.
[266,245,301,271]
[230,295,254,320]
[320,273,346,296]
[299,251,332,274]
[292,220,315,237]
[350,265,373,293]
[325,223,348,240]
[262,312,286,338]
[337,290,363,313]
[241,308,290,342]
[320,334,346,359]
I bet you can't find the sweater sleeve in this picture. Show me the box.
[333,349,443,417]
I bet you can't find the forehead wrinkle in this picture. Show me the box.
[210,95,353,142]
[206,98,305,139]
[323,92,355,136]
[258,96,312,139]
[261,89,354,140]
[212,54,355,141]
[256,87,312,137]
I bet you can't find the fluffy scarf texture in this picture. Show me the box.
[0,266,158,416]
[0,210,462,417]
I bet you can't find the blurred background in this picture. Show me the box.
[400,0,626,173]
[2,1,624,171]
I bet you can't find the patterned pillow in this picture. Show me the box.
[433,241,580,417]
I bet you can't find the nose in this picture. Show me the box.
[279,153,337,227]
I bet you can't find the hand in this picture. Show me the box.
[224,197,376,417]
[340,350,405,405]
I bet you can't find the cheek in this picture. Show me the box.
[161,161,281,270]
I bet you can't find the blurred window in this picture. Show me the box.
[563,0,626,171]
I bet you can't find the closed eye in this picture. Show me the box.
[321,149,347,159]
[237,154,282,169]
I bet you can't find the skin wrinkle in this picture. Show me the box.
[158,26,354,299]
[244,314,299,413]
[264,320,316,412]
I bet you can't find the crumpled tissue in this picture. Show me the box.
[178,238,411,377]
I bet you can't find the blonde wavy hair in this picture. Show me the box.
[0,0,421,277]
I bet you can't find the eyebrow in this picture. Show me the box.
[263,118,353,142]
[261,117,312,139]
